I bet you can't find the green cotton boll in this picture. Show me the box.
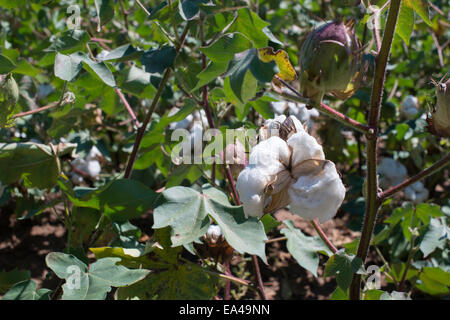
[431,77,450,137]
[0,73,19,128]
[299,20,362,106]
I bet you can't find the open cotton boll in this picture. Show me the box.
[248,136,290,170]
[378,157,407,189]
[86,146,102,162]
[236,167,268,218]
[287,131,325,167]
[289,161,346,223]
[205,224,223,244]
[272,101,288,115]
[86,160,101,178]
[401,95,419,119]
[404,181,429,204]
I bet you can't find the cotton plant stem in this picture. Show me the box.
[349,0,402,300]
[124,23,190,178]
[379,153,450,201]
[311,220,338,254]
[114,88,140,128]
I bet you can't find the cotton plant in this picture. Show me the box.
[70,146,103,183]
[272,88,319,131]
[236,114,346,223]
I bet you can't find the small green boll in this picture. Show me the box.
[299,20,363,106]
[429,76,450,137]
[0,73,19,128]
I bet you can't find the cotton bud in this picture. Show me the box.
[237,115,345,223]
[404,181,429,204]
[428,76,450,137]
[0,74,19,128]
[299,20,362,106]
[220,140,248,177]
[401,95,419,119]
[199,224,234,263]
[377,157,407,189]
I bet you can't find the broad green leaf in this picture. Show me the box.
[225,48,277,103]
[95,0,114,31]
[116,264,217,300]
[117,66,157,98]
[0,142,76,189]
[324,249,364,292]
[261,214,281,233]
[12,59,41,77]
[70,52,116,87]
[416,267,450,295]
[54,53,83,81]
[280,220,332,276]
[59,178,158,222]
[153,185,268,262]
[229,8,271,48]
[363,289,385,300]
[0,0,27,9]
[178,0,210,21]
[415,203,443,224]
[200,33,252,63]
[396,2,414,45]
[330,286,349,300]
[0,54,17,74]
[0,269,31,294]
[258,47,297,81]
[45,252,149,300]
[249,94,276,120]
[192,61,228,91]
[405,0,432,26]
[44,30,91,53]
[140,46,176,74]
[1,280,51,300]
[419,218,448,257]
[101,44,143,62]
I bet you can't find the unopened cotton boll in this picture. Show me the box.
[378,157,407,189]
[404,181,429,204]
[401,95,419,119]
[289,161,346,223]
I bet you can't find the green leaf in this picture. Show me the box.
[95,0,114,31]
[200,33,252,63]
[45,30,91,54]
[419,218,448,257]
[0,54,17,74]
[116,264,217,300]
[54,53,83,81]
[0,0,27,9]
[0,142,76,189]
[405,0,432,26]
[396,2,414,45]
[70,52,116,87]
[117,66,157,98]
[363,289,385,300]
[415,203,443,224]
[140,46,176,74]
[1,280,51,300]
[101,44,143,62]
[45,252,149,300]
[416,267,450,296]
[178,0,209,21]
[0,269,31,294]
[324,250,365,292]
[59,178,158,223]
[153,185,268,262]
[225,48,277,103]
[229,8,271,48]
[280,220,332,276]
